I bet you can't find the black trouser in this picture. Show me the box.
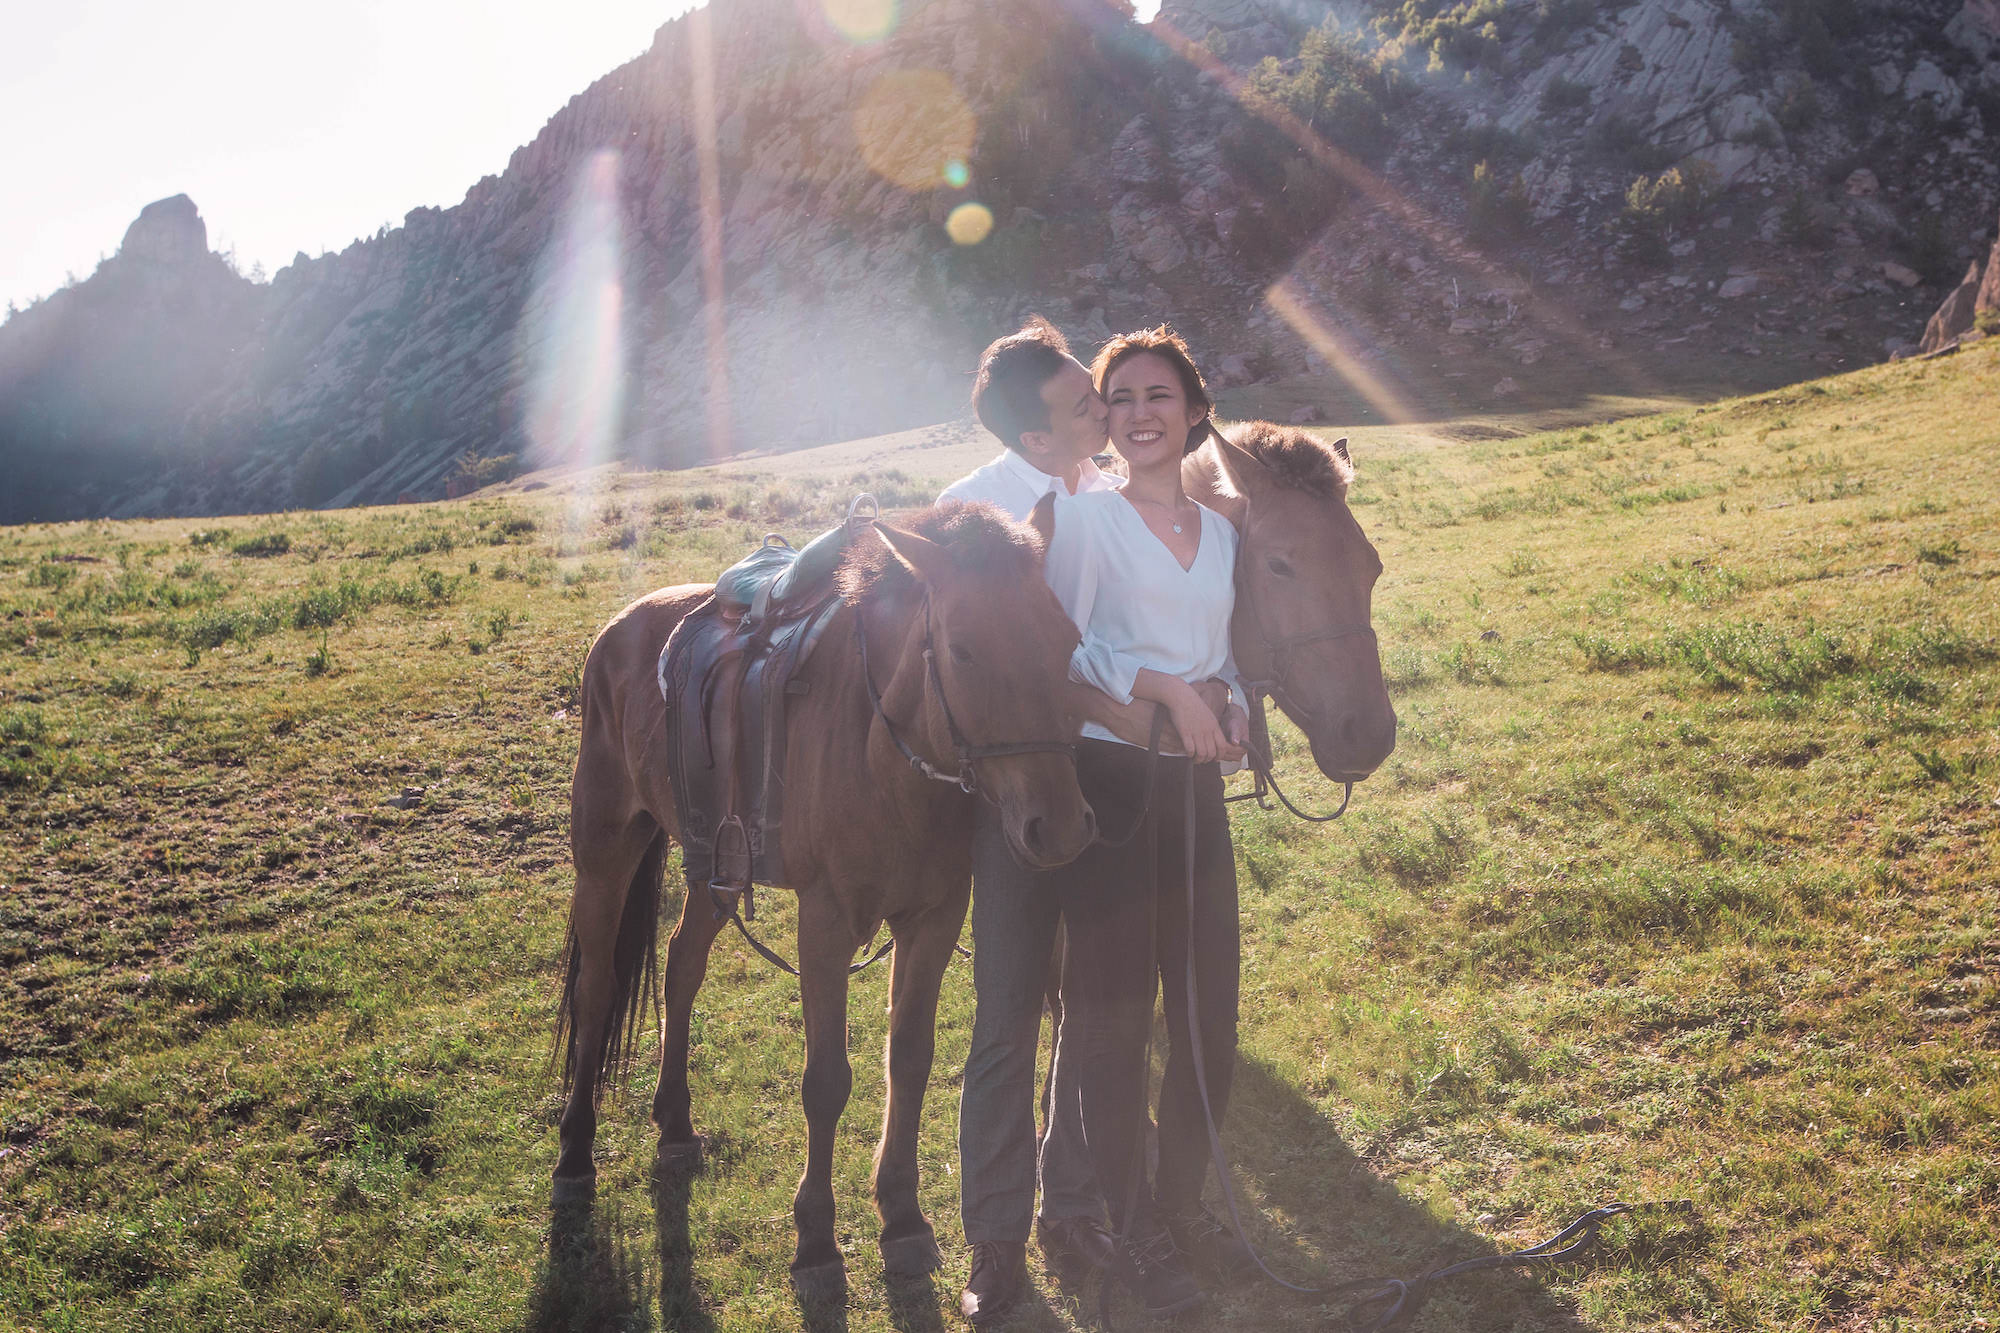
[1048,738,1239,1232]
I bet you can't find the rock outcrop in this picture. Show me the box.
[118,195,209,267]
[1921,210,2000,350]
[1920,260,1985,351]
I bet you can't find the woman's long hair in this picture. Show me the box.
[1090,325,1218,455]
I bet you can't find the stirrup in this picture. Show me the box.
[708,814,754,920]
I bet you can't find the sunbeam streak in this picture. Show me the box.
[691,3,733,462]
[525,148,626,490]
[1264,277,1419,426]
[1141,12,1665,401]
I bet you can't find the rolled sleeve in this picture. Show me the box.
[1069,637,1145,705]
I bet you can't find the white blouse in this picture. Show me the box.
[1042,488,1244,750]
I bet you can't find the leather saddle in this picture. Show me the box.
[658,497,875,902]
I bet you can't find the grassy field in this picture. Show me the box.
[1,342,1995,1332]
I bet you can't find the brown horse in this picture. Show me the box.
[552,500,1094,1297]
[1191,422,1397,778]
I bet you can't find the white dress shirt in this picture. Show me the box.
[1042,489,1245,752]
[939,447,1121,522]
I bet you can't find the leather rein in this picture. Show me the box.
[1227,617,1378,824]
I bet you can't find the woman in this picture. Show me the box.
[1039,326,1249,1314]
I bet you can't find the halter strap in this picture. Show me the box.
[858,590,1076,795]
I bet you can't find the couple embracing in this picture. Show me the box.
[940,318,1250,1322]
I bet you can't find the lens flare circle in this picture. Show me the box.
[946,202,995,246]
[944,159,969,189]
[823,0,896,42]
[853,69,976,191]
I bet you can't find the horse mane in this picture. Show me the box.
[836,500,1042,605]
[1223,420,1354,498]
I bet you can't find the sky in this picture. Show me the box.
[1,0,702,311]
[3,0,1166,314]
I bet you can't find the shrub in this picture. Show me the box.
[1775,79,1821,134]
[1467,160,1531,239]
[1540,76,1590,114]
[1622,161,1719,258]
[231,532,291,558]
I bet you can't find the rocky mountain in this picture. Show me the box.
[2,0,1995,522]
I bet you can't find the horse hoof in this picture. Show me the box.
[789,1258,848,1306]
[550,1173,596,1208]
[654,1136,706,1178]
[880,1231,944,1277]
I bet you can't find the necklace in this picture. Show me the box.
[1129,493,1188,534]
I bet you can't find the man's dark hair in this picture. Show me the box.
[971,316,1073,455]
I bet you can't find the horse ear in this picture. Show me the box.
[1328,436,1352,467]
[1027,492,1056,547]
[873,521,957,584]
[1208,431,1273,500]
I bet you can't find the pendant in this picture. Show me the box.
[1172,523,1183,534]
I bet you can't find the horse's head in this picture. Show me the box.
[1188,422,1396,783]
[861,501,1095,868]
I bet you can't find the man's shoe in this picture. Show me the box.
[959,1240,1028,1325]
[1036,1212,1118,1275]
[1161,1204,1255,1279]
[1106,1225,1203,1318]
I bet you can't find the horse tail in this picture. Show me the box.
[553,829,666,1101]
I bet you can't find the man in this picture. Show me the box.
[942,316,1120,515]
[944,317,1125,1324]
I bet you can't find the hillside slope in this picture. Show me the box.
[0,0,1994,523]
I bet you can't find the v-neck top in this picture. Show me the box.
[1042,488,1244,749]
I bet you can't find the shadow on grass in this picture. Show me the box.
[1212,1053,1650,1330]
[882,1271,948,1333]
[655,1168,720,1333]
[524,1195,650,1333]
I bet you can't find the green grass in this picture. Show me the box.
[1,344,1996,1330]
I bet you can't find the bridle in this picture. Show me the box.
[1226,558,1379,823]
[857,587,1077,797]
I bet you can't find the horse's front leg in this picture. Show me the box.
[791,889,858,1301]
[873,880,970,1276]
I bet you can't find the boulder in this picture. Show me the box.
[1881,261,1923,288]
[1288,404,1325,424]
[1844,168,1880,197]
[1919,260,1984,352]
[1946,0,2000,63]
[1903,60,1965,119]
[1718,274,1761,298]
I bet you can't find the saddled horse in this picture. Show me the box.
[552,500,1094,1296]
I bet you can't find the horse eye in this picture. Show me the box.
[949,642,974,665]
[1266,557,1295,577]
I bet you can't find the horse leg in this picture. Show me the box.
[651,861,727,1171]
[872,885,969,1277]
[790,891,858,1301]
[553,816,661,1198]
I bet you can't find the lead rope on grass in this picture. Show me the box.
[1182,750,1696,1323]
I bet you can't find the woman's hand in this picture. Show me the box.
[1165,681,1246,765]
[1129,669,1245,764]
